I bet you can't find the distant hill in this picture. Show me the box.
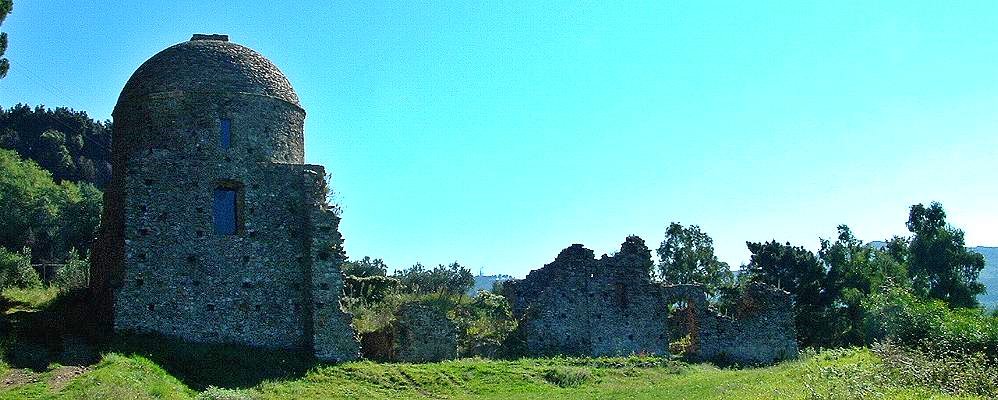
[0,104,112,187]
[970,246,998,309]
[869,241,997,309]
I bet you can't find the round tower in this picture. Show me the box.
[92,35,358,361]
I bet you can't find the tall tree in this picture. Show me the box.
[906,202,985,308]
[0,0,11,78]
[744,240,829,347]
[818,225,907,345]
[0,149,101,262]
[656,222,733,295]
[0,104,113,187]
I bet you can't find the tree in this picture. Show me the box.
[906,202,985,308]
[818,225,907,345]
[743,240,829,347]
[0,149,102,262]
[394,261,474,296]
[0,104,113,187]
[656,222,733,295]
[0,0,11,78]
[341,256,389,277]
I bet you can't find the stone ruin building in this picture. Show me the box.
[90,34,358,361]
[502,236,798,364]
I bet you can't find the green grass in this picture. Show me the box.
[0,288,984,399]
[0,348,979,399]
[1,287,60,312]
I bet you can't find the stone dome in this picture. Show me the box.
[115,34,300,109]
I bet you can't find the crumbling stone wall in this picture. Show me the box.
[91,34,358,362]
[503,236,798,363]
[394,303,458,362]
[502,236,669,356]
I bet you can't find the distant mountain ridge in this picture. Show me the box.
[970,246,998,309]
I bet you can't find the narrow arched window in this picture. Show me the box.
[213,181,243,235]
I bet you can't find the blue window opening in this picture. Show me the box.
[213,187,238,235]
[220,118,232,149]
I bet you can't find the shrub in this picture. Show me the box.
[343,275,400,304]
[52,248,89,290]
[873,340,998,397]
[0,246,41,290]
[864,285,998,358]
[454,291,518,358]
[542,366,592,387]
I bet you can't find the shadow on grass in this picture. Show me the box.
[1,288,316,389]
[107,334,315,390]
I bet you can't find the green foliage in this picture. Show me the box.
[0,246,39,290]
[343,274,400,304]
[454,291,518,358]
[873,340,998,397]
[906,202,986,308]
[541,366,592,387]
[341,256,388,277]
[0,104,113,186]
[817,225,909,346]
[0,148,102,262]
[393,261,474,296]
[864,285,998,358]
[52,248,89,290]
[0,0,10,78]
[657,222,734,295]
[743,240,829,347]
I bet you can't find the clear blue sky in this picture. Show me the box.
[2,1,997,277]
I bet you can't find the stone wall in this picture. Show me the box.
[503,236,798,363]
[393,303,458,363]
[502,236,668,357]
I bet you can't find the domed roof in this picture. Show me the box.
[116,34,300,108]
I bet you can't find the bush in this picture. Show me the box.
[864,285,998,358]
[454,291,518,358]
[343,275,400,304]
[52,248,89,290]
[873,340,998,397]
[542,366,593,387]
[0,246,41,290]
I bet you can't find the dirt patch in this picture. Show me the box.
[2,368,41,388]
[49,365,90,391]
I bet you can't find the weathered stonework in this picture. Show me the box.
[502,236,798,364]
[90,34,359,361]
[394,303,458,362]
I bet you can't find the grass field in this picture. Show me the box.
[0,289,981,400]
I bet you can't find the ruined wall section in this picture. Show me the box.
[393,303,458,362]
[504,237,669,356]
[304,166,360,362]
[662,282,797,364]
[505,237,797,363]
[697,283,798,364]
